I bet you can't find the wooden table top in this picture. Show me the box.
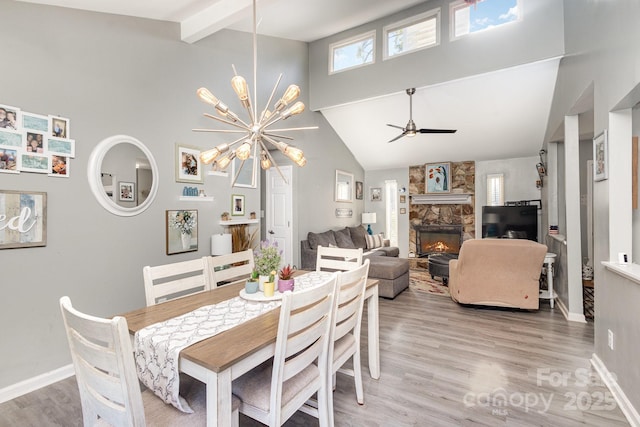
[120,271,378,373]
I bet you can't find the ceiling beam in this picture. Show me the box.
[180,0,253,44]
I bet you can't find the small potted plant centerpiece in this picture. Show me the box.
[245,270,259,294]
[278,265,296,293]
[263,271,276,297]
[254,240,282,291]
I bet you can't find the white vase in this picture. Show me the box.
[181,233,191,250]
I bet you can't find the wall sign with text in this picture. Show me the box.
[0,190,47,249]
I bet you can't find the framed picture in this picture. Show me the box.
[0,147,20,173]
[20,152,50,173]
[400,207,407,214]
[50,115,70,138]
[231,156,257,188]
[22,112,49,132]
[232,194,245,216]
[0,104,21,131]
[0,128,23,147]
[47,136,75,157]
[119,181,135,202]
[24,130,47,154]
[166,209,198,255]
[335,208,353,218]
[594,130,608,181]
[426,162,451,193]
[49,155,69,177]
[175,143,204,183]
[370,187,382,201]
[355,181,363,200]
[400,195,406,203]
[0,190,47,249]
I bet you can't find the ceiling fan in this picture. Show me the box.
[387,88,457,143]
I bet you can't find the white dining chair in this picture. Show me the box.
[59,296,239,426]
[207,249,255,287]
[327,259,370,425]
[231,274,338,427]
[316,245,363,272]
[143,257,211,306]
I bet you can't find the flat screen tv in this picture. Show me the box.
[481,205,538,241]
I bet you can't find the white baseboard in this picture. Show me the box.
[0,364,74,404]
[592,353,640,427]
[555,296,587,323]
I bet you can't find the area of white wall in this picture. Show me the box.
[474,156,541,239]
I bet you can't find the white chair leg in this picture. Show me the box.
[232,407,239,427]
[319,379,332,427]
[353,351,364,405]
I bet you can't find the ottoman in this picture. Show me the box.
[428,253,458,285]
[367,257,410,299]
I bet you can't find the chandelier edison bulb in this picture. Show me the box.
[192,1,316,186]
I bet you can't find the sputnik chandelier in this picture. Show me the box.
[193,0,316,186]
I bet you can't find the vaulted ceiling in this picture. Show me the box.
[17,0,560,170]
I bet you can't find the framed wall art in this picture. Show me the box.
[119,181,135,202]
[175,143,203,183]
[400,195,406,203]
[50,115,70,138]
[0,147,20,173]
[593,130,608,181]
[20,153,50,173]
[370,187,382,201]
[22,112,49,132]
[232,194,245,216]
[49,155,69,177]
[425,162,451,193]
[355,181,363,200]
[0,190,47,249]
[166,209,198,255]
[231,156,257,188]
[0,104,20,130]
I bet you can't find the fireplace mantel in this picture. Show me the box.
[411,193,472,205]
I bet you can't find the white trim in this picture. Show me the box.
[382,8,440,61]
[411,193,472,204]
[603,261,640,285]
[591,353,640,427]
[0,364,74,403]
[554,295,587,323]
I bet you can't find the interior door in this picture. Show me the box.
[266,166,293,266]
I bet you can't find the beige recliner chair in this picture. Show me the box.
[449,239,548,310]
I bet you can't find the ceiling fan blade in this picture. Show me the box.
[388,133,406,143]
[386,124,405,130]
[418,128,457,134]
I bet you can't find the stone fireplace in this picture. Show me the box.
[415,224,463,257]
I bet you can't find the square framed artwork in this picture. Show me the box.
[400,195,406,203]
[175,143,204,183]
[24,130,47,154]
[119,181,135,202]
[0,190,47,249]
[355,181,363,200]
[594,130,608,181]
[0,104,21,131]
[425,162,451,193]
[370,187,382,202]
[22,112,49,132]
[49,155,69,177]
[47,136,75,157]
[50,115,70,138]
[166,209,198,255]
[0,147,20,173]
[232,194,245,216]
[400,207,407,214]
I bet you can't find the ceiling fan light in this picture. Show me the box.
[231,76,249,101]
[285,146,304,162]
[236,141,252,160]
[281,101,305,119]
[406,131,416,137]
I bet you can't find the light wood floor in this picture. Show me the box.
[0,287,629,426]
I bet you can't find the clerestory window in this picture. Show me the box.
[450,0,521,40]
[329,30,375,74]
[383,8,440,60]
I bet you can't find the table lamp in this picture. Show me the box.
[362,212,376,235]
[211,233,232,256]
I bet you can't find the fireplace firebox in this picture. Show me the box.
[415,224,463,257]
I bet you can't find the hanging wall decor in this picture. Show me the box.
[0,190,47,249]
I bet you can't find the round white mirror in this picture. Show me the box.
[87,135,159,216]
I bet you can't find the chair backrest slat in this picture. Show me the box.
[208,249,255,287]
[143,257,211,306]
[316,246,363,272]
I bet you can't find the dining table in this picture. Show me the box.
[121,270,380,427]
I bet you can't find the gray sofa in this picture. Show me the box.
[300,225,409,298]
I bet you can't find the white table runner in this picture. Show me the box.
[134,270,334,412]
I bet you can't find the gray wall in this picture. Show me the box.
[308,0,565,111]
[0,0,351,390]
[543,0,640,412]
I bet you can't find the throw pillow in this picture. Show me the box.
[365,233,384,250]
[334,228,356,248]
[348,225,368,249]
[308,230,337,250]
